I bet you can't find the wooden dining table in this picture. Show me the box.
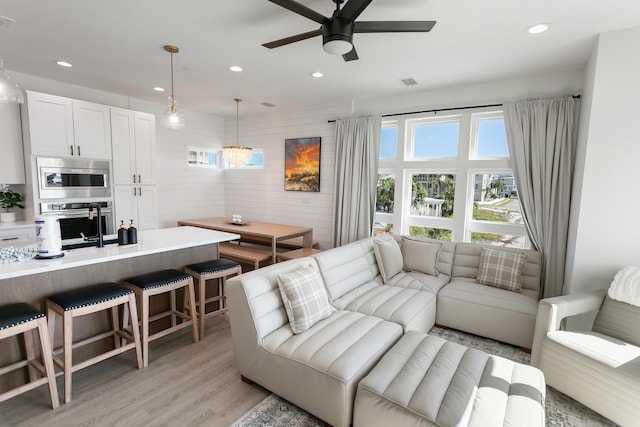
[177,217,313,263]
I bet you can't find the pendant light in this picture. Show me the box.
[223,98,252,167]
[160,45,186,129]
[0,58,24,104]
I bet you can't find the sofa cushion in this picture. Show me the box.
[476,247,528,292]
[401,237,441,276]
[593,296,640,347]
[383,270,448,295]
[373,237,403,283]
[277,265,333,334]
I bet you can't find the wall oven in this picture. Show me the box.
[40,201,114,241]
[37,157,111,200]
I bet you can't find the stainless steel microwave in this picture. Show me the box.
[37,157,111,199]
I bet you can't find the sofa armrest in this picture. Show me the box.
[530,289,606,367]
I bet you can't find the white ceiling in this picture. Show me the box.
[1,0,639,118]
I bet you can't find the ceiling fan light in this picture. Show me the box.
[323,39,352,55]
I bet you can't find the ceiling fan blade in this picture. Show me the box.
[338,0,374,22]
[354,21,437,33]
[342,47,359,62]
[262,28,323,49]
[267,0,328,24]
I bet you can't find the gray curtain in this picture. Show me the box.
[503,95,575,298]
[333,115,382,247]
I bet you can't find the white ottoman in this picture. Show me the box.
[354,331,545,427]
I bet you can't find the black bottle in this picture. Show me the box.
[128,219,138,244]
[117,220,129,245]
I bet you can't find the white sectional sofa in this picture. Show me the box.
[227,234,542,427]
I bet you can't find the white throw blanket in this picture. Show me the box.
[608,265,640,307]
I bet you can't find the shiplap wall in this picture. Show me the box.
[131,100,226,228]
[225,103,349,249]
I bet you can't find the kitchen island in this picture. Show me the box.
[0,226,239,388]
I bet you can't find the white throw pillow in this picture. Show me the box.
[607,265,640,307]
[374,237,403,283]
[277,265,332,334]
[476,247,528,292]
[401,237,442,276]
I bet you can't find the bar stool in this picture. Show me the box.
[0,303,59,409]
[46,283,143,403]
[184,258,242,338]
[122,269,199,367]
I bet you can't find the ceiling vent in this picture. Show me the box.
[400,78,418,86]
[0,16,15,29]
[261,102,276,108]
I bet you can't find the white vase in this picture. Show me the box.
[0,212,16,222]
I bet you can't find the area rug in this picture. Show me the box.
[232,327,617,427]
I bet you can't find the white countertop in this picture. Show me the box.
[0,226,239,280]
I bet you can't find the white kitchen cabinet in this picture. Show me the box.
[0,224,36,248]
[25,91,112,159]
[111,108,156,185]
[0,102,25,183]
[114,185,157,232]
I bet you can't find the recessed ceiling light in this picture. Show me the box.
[153,86,165,92]
[310,72,324,78]
[230,65,242,72]
[54,60,73,68]
[526,23,550,34]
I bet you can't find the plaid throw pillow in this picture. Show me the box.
[476,248,528,292]
[277,265,333,334]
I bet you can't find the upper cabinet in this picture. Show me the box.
[0,102,25,184]
[24,91,112,159]
[111,108,156,185]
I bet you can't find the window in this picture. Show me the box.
[187,146,218,168]
[410,118,459,159]
[374,110,528,248]
[226,149,264,169]
[380,124,398,159]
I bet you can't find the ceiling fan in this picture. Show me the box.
[262,0,436,61]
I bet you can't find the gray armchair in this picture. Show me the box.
[531,290,640,426]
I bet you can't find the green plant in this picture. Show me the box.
[0,188,25,212]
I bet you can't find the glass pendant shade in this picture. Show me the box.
[161,96,186,129]
[223,98,252,167]
[0,59,25,104]
[160,45,185,129]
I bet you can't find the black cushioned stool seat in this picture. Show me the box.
[184,258,242,339]
[122,269,199,367]
[0,303,59,409]
[47,283,143,403]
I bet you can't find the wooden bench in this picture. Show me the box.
[238,236,320,250]
[276,247,323,262]
[219,242,272,270]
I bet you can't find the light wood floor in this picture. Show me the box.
[0,316,270,426]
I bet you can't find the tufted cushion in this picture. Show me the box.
[373,237,403,283]
[0,302,44,330]
[123,269,191,290]
[592,296,640,347]
[47,282,132,311]
[401,237,441,276]
[185,258,240,275]
[277,265,333,334]
[476,247,528,292]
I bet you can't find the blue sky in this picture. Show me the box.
[380,118,508,158]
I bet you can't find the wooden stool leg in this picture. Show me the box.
[36,317,59,409]
[111,306,121,349]
[187,279,199,343]
[141,292,150,368]
[170,290,177,328]
[62,311,73,403]
[126,294,143,369]
[23,328,38,382]
[198,275,206,339]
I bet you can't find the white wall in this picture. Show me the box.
[10,71,226,228]
[564,26,640,294]
[226,70,583,249]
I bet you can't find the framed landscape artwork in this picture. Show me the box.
[284,137,321,192]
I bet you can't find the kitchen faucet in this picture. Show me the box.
[88,203,104,248]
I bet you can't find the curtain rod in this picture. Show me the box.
[327,94,581,123]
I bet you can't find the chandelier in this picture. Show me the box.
[223,98,252,167]
[160,45,186,129]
